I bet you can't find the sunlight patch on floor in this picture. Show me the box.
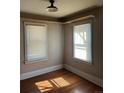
[51,77,70,87]
[35,80,53,92]
[35,77,70,92]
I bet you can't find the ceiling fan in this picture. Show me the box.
[46,0,58,12]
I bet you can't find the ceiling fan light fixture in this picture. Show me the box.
[46,6,58,12]
[46,0,58,12]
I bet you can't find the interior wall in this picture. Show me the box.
[20,18,64,74]
[20,7,103,79]
[64,7,103,79]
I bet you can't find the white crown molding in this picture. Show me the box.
[63,15,95,24]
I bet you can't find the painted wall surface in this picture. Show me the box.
[64,7,103,79]
[20,18,64,74]
[20,7,103,80]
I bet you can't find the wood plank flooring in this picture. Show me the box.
[20,69,103,93]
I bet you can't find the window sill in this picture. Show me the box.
[73,57,93,65]
[24,58,48,64]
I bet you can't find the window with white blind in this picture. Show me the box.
[24,22,48,64]
[73,23,92,63]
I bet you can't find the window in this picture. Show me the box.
[24,22,48,63]
[73,23,92,63]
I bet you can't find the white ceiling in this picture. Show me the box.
[20,0,103,18]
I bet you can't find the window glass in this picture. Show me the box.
[73,23,92,63]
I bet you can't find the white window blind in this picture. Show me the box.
[24,23,48,63]
[73,23,92,63]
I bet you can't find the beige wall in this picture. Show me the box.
[20,7,103,79]
[64,7,103,79]
[20,18,64,74]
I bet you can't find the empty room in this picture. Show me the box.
[20,0,103,93]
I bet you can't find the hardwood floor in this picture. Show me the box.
[20,69,103,93]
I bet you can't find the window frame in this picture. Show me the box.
[24,22,48,64]
[72,19,93,65]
